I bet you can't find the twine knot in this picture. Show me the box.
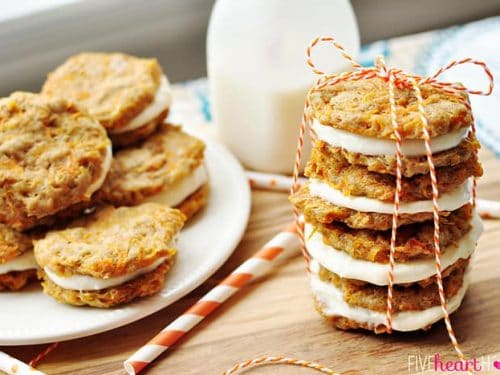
[374,55,390,79]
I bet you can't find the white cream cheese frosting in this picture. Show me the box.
[309,267,470,332]
[87,144,113,196]
[308,178,471,214]
[144,164,208,207]
[312,119,469,157]
[111,75,172,134]
[44,256,168,291]
[0,251,38,274]
[304,211,482,285]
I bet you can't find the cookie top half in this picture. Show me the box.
[42,52,163,132]
[309,77,472,139]
[98,124,205,206]
[34,204,185,278]
[0,92,111,230]
[0,224,33,264]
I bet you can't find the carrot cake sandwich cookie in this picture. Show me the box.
[96,123,209,220]
[42,52,172,147]
[0,92,112,231]
[291,77,483,333]
[34,204,185,308]
[0,224,37,291]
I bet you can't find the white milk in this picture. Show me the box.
[207,0,360,173]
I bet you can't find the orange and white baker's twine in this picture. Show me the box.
[29,343,59,369]
[222,356,339,375]
[291,36,493,362]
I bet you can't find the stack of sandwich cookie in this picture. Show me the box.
[34,204,185,308]
[291,77,483,333]
[42,53,172,147]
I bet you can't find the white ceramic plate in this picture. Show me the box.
[0,132,251,345]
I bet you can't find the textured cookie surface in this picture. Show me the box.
[314,299,436,334]
[98,124,205,206]
[309,76,472,139]
[317,258,467,313]
[0,224,33,264]
[335,134,479,177]
[39,260,172,307]
[0,92,111,230]
[291,186,465,230]
[42,52,163,132]
[313,258,467,334]
[0,270,37,291]
[307,203,472,262]
[34,204,185,278]
[306,141,482,202]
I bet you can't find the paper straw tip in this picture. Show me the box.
[124,360,146,375]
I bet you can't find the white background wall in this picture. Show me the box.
[352,0,500,42]
[0,0,498,95]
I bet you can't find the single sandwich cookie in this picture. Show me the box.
[291,186,469,230]
[0,92,112,231]
[34,204,185,308]
[305,204,473,263]
[308,76,472,139]
[326,133,479,178]
[42,52,172,146]
[0,224,38,291]
[97,124,208,219]
[311,258,470,333]
[306,141,482,203]
[317,257,468,311]
[303,212,482,286]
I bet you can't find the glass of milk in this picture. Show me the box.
[207,0,360,174]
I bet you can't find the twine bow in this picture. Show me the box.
[305,36,493,95]
[291,36,494,364]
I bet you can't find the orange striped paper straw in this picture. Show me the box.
[476,198,500,219]
[124,223,300,375]
[247,171,307,192]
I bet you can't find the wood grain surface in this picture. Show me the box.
[3,147,499,375]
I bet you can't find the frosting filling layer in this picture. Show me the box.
[144,164,208,207]
[87,144,113,196]
[111,75,172,134]
[310,267,470,332]
[304,211,482,285]
[308,178,471,214]
[44,256,168,291]
[0,251,38,274]
[312,119,469,157]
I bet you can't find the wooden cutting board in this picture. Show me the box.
[4,147,500,375]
